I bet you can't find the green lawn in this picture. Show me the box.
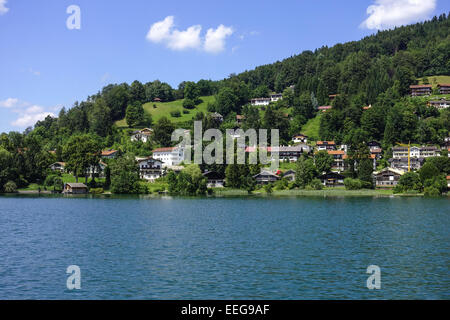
[301,113,321,141]
[18,174,105,192]
[116,96,215,127]
[417,75,450,87]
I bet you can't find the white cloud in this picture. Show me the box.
[12,112,55,127]
[361,0,436,30]
[0,98,56,128]
[0,0,9,15]
[146,16,174,43]
[168,25,202,50]
[204,25,234,53]
[146,16,233,53]
[0,98,19,108]
[25,105,44,114]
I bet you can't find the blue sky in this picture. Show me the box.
[0,0,449,133]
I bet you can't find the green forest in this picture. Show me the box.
[0,13,449,194]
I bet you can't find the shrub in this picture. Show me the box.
[309,178,323,190]
[182,98,196,109]
[344,178,362,190]
[182,109,190,114]
[170,110,181,118]
[44,174,59,187]
[4,181,17,193]
[53,177,64,192]
[90,188,104,194]
[424,187,440,197]
[264,184,273,194]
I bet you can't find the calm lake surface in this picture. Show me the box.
[0,195,448,299]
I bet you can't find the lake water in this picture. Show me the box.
[0,195,448,300]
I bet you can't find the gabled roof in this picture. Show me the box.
[373,167,405,176]
[327,150,345,155]
[66,183,88,188]
[152,147,177,153]
[317,141,335,145]
[101,150,118,156]
[410,85,432,89]
[253,170,280,179]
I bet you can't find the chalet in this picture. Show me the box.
[153,97,162,102]
[50,162,66,173]
[437,84,450,95]
[292,134,308,144]
[428,99,450,110]
[131,128,153,143]
[392,146,409,159]
[447,176,450,189]
[272,145,310,162]
[210,112,224,122]
[101,149,118,159]
[318,106,332,112]
[410,85,432,96]
[137,157,163,182]
[86,161,107,178]
[327,150,346,172]
[317,141,336,151]
[270,93,283,102]
[363,104,372,111]
[152,146,185,167]
[253,170,280,185]
[373,168,405,188]
[63,183,88,194]
[251,98,271,106]
[389,157,424,171]
[236,115,245,125]
[282,170,296,182]
[202,171,225,188]
[367,141,381,151]
[318,172,345,187]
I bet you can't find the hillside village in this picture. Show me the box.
[48,82,450,196]
[1,14,449,196]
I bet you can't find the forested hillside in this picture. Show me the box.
[0,13,449,193]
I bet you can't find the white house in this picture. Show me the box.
[131,128,153,143]
[292,134,308,144]
[428,99,450,110]
[137,157,164,182]
[251,98,271,106]
[50,162,66,173]
[152,146,185,167]
[270,93,283,102]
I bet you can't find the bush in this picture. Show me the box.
[264,184,273,194]
[274,178,289,190]
[424,187,440,197]
[44,174,59,187]
[309,178,323,190]
[182,109,190,114]
[170,110,181,118]
[4,181,17,193]
[182,98,196,109]
[53,177,64,192]
[344,178,362,190]
[90,188,104,194]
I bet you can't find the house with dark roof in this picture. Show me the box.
[282,170,296,182]
[318,172,345,187]
[253,170,280,185]
[137,157,164,182]
[373,168,405,188]
[203,171,225,188]
[410,85,432,96]
[437,84,450,95]
[50,162,66,173]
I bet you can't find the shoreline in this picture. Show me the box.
[5,188,446,198]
